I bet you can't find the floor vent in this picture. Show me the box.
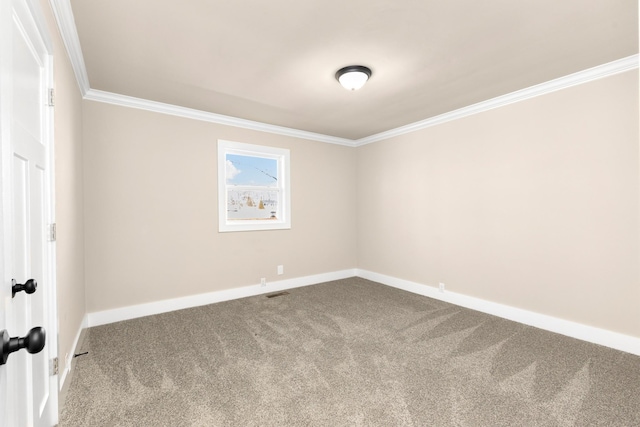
[266,291,289,298]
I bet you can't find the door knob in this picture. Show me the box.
[12,278,37,298]
[0,327,46,365]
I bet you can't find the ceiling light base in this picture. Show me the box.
[335,65,372,91]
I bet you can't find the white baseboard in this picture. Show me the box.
[59,313,88,390]
[356,269,640,356]
[87,269,358,327]
[83,268,640,356]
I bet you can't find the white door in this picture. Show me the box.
[0,1,57,426]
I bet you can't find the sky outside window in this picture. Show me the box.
[226,154,278,186]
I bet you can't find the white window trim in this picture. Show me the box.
[218,139,291,232]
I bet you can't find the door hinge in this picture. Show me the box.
[49,223,56,241]
[50,357,59,376]
[48,88,55,107]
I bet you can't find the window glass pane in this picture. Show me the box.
[227,189,279,221]
[226,154,278,187]
[218,139,290,232]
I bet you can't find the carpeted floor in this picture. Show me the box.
[60,278,640,426]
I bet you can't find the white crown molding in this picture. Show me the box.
[84,89,356,147]
[356,269,640,356]
[355,54,640,146]
[85,55,637,147]
[87,269,357,327]
[50,0,636,147]
[48,0,90,95]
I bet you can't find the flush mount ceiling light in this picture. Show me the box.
[335,65,372,91]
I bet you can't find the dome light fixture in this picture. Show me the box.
[335,65,372,91]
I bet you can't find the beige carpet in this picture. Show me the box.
[60,278,640,426]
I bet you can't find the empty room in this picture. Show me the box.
[0,0,639,426]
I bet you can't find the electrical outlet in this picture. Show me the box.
[261,278,266,287]
[277,265,284,275]
[439,283,445,293]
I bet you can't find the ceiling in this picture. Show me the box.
[69,0,638,140]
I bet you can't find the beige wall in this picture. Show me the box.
[357,70,640,337]
[82,101,357,312]
[83,70,640,339]
[41,1,86,375]
[35,0,640,407]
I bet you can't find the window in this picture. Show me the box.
[218,140,291,232]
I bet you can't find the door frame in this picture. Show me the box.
[0,0,58,425]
